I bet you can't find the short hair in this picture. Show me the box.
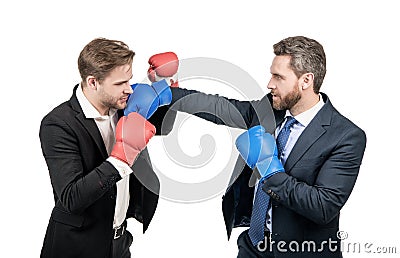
[273,36,326,93]
[78,38,135,85]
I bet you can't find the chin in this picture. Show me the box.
[272,102,282,110]
[117,102,127,110]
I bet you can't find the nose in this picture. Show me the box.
[267,78,274,89]
[125,83,133,94]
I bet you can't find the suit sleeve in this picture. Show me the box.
[170,87,265,130]
[263,126,367,225]
[40,114,121,214]
[148,105,177,136]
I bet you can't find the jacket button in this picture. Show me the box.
[267,189,272,194]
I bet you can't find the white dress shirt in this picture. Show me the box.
[76,85,133,229]
[263,94,325,232]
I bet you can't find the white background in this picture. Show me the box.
[1,0,399,257]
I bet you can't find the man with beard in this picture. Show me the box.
[164,36,366,257]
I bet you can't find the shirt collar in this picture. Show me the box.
[285,94,325,127]
[76,84,117,120]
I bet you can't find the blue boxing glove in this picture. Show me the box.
[235,125,284,180]
[152,79,172,106]
[124,79,172,119]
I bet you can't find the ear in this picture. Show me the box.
[301,73,314,90]
[86,76,97,90]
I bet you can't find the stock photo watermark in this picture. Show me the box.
[133,57,275,203]
[255,230,398,255]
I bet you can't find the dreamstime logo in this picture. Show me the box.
[133,57,276,203]
[255,231,398,255]
[338,231,398,255]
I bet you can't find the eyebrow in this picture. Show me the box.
[114,74,133,85]
[271,72,284,78]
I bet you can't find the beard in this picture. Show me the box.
[98,87,127,110]
[272,85,301,110]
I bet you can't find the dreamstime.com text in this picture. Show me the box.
[256,231,397,254]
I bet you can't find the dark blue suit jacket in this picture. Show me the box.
[171,88,366,258]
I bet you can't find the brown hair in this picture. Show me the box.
[78,38,135,85]
[273,36,326,93]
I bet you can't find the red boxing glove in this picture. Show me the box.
[110,112,156,166]
[148,52,179,87]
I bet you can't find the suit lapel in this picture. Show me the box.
[70,85,108,159]
[284,120,326,172]
[284,94,333,172]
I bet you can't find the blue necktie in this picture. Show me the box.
[276,116,298,159]
[248,179,270,246]
[248,116,298,246]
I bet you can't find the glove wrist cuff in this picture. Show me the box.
[151,80,172,105]
[110,142,140,167]
[256,156,285,179]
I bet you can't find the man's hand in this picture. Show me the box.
[235,125,284,180]
[110,112,156,166]
[124,80,172,119]
[148,52,179,87]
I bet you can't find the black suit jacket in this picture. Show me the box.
[39,85,175,258]
[171,88,366,258]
